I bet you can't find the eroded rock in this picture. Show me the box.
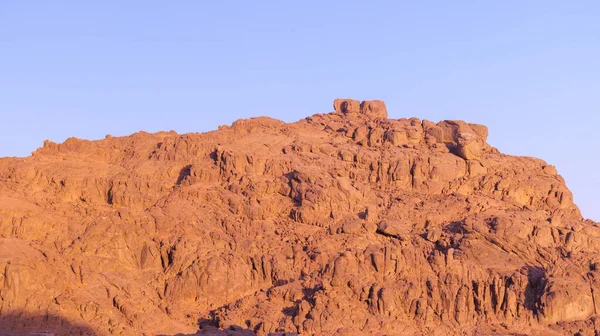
[0,99,593,336]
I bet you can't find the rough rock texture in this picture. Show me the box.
[0,99,598,336]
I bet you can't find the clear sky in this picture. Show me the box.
[1,1,599,220]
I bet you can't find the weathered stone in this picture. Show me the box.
[0,98,591,336]
[359,100,388,119]
[334,98,361,115]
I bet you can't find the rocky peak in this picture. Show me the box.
[333,98,490,161]
[333,98,388,120]
[0,99,595,336]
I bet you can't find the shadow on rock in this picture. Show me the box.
[0,311,96,336]
[523,265,547,313]
[164,325,256,336]
[163,322,298,336]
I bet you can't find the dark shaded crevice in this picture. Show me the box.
[176,164,192,185]
[522,266,546,315]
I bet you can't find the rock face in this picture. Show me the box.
[0,99,598,336]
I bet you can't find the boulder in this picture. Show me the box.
[333,98,361,115]
[360,100,388,119]
[334,99,387,119]
[437,120,488,160]
[377,219,410,236]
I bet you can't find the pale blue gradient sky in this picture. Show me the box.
[1,1,599,220]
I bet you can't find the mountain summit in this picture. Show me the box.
[0,99,597,335]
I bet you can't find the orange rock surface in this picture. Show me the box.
[0,99,598,335]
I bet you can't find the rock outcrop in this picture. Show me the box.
[0,99,597,335]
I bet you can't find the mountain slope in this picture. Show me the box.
[0,99,598,335]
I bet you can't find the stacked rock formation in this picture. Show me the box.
[0,99,598,335]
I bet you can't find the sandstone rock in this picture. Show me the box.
[425,228,442,242]
[385,128,409,146]
[437,120,487,160]
[468,123,489,140]
[341,219,363,234]
[333,98,360,115]
[359,100,387,119]
[539,278,595,324]
[455,132,484,160]
[422,120,443,143]
[334,98,387,120]
[0,98,592,336]
[377,219,410,236]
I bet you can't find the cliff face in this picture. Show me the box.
[0,99,598,336]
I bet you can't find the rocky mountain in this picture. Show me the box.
[0,99,598,335]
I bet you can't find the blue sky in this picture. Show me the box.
[1,1,599,220]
